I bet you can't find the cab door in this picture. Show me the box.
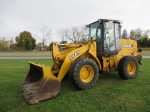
[104,21,121,56]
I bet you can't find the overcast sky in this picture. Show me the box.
[0,0,150,43]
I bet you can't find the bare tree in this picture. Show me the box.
[36,26,52,50]
[70,26,88,43]
[64,28,72,42]
[57,26,88,43]
[74,27,81,42]
[78,26,88,43]
[57,28,68,42]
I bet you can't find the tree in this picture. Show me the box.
[129,30,135,39]
[57,26,88,43]
[134,28,143,40]
[141,35,148,47]
[129,28,150,47]
[57,28,71,43]
[9,38,16,51]
[37,26,52,50]
[57,28,67,42]
[129,28,149,40]
[35,42,43,50]
[0,37,10,51]
[122,29,128,38]
[147,39,150,47]
[68,26,87,43]
[78,26,88,44]
[15,31,36,50]
[69,26,81,42]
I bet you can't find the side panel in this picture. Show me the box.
[120,39,138,56]
[114,39,141,69]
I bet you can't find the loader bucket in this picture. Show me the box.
[21,62,60,104]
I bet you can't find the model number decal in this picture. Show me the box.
[124,44,132,48]
[70,50,80,60]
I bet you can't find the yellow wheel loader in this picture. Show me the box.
[21,19,142,104]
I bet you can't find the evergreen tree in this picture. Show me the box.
[122,29,128,38]
[129,30,135,39]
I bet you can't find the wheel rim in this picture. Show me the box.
[127,61,136,75]
[80,65,94,83]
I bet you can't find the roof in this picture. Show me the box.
[87,19,122,26]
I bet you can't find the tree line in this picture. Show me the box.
[0,26,150,51]
[0,26,87,51]
[122,28,150,47]
[0,26,52,51]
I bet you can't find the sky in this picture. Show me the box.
[0,0,150,43]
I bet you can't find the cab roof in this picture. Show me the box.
[87,19,122,26]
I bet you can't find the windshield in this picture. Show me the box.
[89,22,99,39]
[88,21,103,52]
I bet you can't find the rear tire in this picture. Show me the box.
[69,58,99,89]
[118,56,139,79]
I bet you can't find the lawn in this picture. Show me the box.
[0,59,150,112]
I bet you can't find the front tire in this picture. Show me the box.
[118,56,139,79]
[69,58,99,89]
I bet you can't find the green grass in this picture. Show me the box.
[0,59,150,112]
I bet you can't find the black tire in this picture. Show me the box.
[69,58,99,90]
[118,56,139,79]
[69,58,84,86]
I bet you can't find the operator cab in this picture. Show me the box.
[87,19,122,57]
